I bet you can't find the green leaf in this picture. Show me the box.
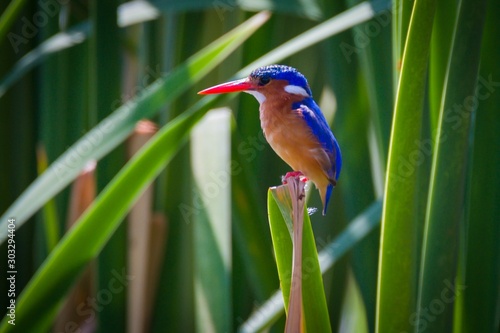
[267,187,294,308]
[239,200,382,332]
[416,0,487,331]
[268,184,331,333]
[0,11,270,244]
[377,0,437,332]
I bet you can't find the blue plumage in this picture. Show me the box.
[250,65,312,96]
[293,99,342,182]
[293,99,341,214]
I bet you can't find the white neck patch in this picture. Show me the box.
[245,90,266,104]
[284,85,310,97]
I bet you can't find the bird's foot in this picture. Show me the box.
[282,171,308,184]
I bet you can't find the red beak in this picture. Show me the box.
[198,78,254,95]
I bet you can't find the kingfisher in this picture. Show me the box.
[198,65,342,215]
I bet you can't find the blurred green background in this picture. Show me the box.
[0,0,499,332]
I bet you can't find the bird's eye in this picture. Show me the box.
[259,77,271,86]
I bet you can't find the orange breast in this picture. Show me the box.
[259,91,331,192]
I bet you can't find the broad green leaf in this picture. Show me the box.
[417,0,487,331]
[377,1,437,332]
[268,185,331,333]
[267,187,294,309]
[239,200,382,332]
[0,11,270,244]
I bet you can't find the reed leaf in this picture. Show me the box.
[377,1,437,332]
[416,0,487,331]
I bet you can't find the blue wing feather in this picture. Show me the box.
[293,98,341,215]
[292,98,342,182]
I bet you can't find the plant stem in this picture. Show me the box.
[284,176,306,333]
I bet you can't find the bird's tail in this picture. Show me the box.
[321,183,334,216]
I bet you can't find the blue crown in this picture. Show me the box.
[250,65,312,96]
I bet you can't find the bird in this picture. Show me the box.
[198,65,342,215]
